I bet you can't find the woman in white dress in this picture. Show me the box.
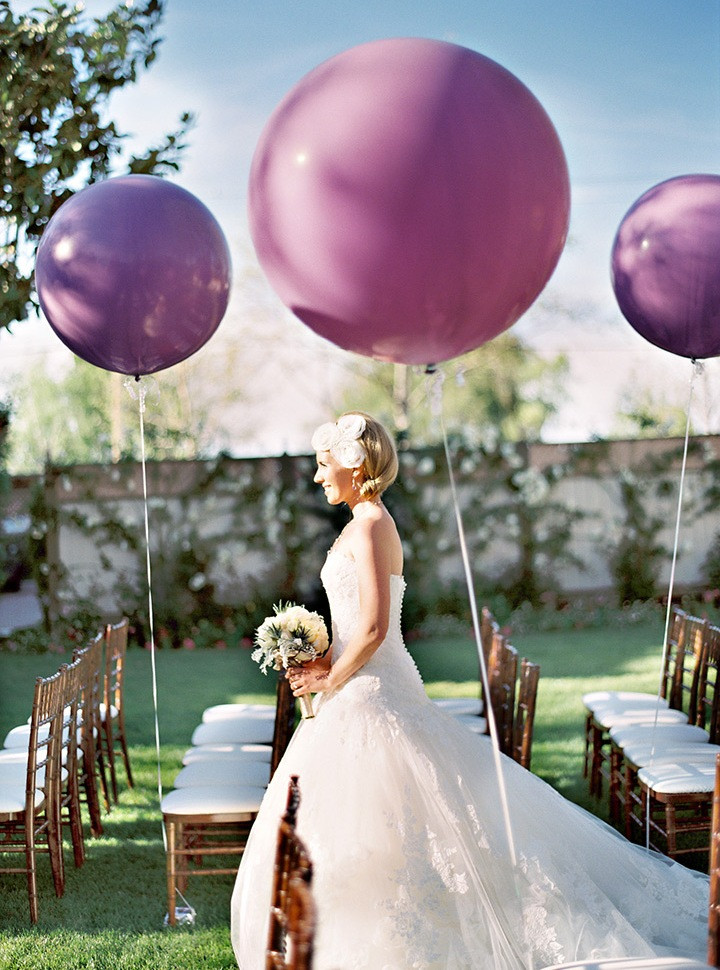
[231,411,709,970]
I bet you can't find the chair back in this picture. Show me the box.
[270,674,297,779]
[75,632,105,753]
[283,873,316,970]
[479,606,499,708]
[701,624,720,746]
[487,633,518,755]
[104,618,130,715]
[660,605,687,701]
[25,669,65,817]
[669,612,708,717]
[58,655,83,784]
[512,659,540,771]
[266,776,314,970]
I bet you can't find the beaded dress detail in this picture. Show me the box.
[231,549,708,970]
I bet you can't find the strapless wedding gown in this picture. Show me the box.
[231,548,709,970]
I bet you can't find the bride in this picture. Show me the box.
[231,411,709,970]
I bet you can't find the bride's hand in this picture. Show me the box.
[287,655,332,695]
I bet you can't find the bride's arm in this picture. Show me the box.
[291,517,392,695]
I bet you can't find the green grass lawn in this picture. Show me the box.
[0,621,667,968]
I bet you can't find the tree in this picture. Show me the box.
[0,0,192,332]
[338,332,569,446]
[613,385,691,439]
[5,354,242,471]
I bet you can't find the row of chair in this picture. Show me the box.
[435,607,541,770]
[585,607,720,859]
[0,618,133,922]
[161,673,297,925]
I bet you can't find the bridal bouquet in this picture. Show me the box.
[252,602,330,718]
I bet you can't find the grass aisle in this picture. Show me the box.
[0,621,665,967]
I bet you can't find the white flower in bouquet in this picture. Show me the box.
[252,602,329,675]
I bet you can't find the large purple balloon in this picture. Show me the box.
[611,174,720,360]
[249,37,570,365]
[35,175,232,376]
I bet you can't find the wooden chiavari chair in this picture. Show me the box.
[512,658,540,770]
[162,672,296,925]
[589,611,706,801]
[56,655,85,874]
[432,606,498,718]
[616,622,720,841]
[74,632,108,837]
[584,606,687,796]
[101,618,134,803]
[0,669,65,923]
[266,776,314,970]
[488,633,518,754]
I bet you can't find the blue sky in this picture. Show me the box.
[2,0,720,450]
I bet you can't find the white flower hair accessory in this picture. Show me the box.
[311,414,367,468]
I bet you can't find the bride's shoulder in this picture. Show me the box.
[351,505,400,547]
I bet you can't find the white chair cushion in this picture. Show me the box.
[4,720,75,749]
[161,784,265,816]
[191,718,275,746]
[638,760,718,794]
[583,690,670,713]
[432,698,483,716]
[173,760,270,788]
[202,703,275,723]
[4,723,36,748]
[0,749,28,764]
[0,784,45,814]
[455,713,488,734]
[595,707,688,730]
[0,762,67,787]
[544,957,712,969]
[182,743,272,765]
[621,740,720,768]
[610,724,709,747]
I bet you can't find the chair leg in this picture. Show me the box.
[592,725,600,796]
[624,763,638,840]
[666,803,678,859]
[80,745,105,837]
[68,770,86,869]
[609,745,622,826]
[583,711,592,780]
[47,789,66,898]
[102,717,119,804]
[166,819,177,927]
[116,717,134,789]
[25,831,39,924]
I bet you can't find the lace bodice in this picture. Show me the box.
[319,548,427,701]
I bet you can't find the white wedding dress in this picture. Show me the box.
[231,548,709,970]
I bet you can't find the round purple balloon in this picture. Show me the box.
[35,175,232,376]
[611,174,720,360]
[249,37,570,365]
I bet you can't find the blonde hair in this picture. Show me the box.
[341,411,398,499]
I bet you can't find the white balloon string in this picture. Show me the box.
[644,358,702,851]
[426,368,518,867]
[124,376,166,853]
[427,368,531,966]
